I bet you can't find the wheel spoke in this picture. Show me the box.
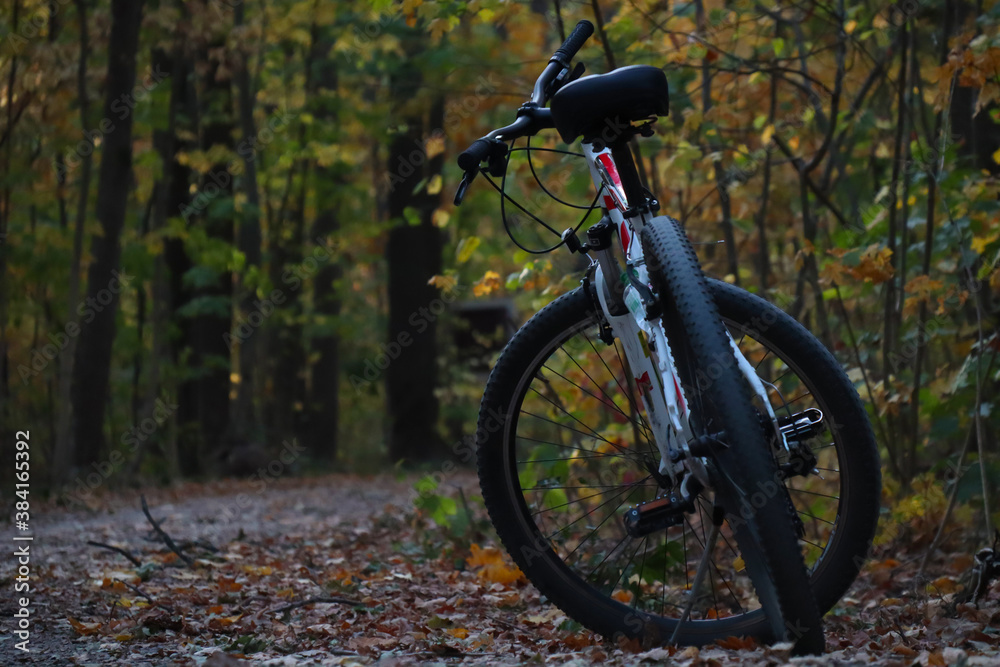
[500,301,855,633]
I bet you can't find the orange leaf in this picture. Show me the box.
[446,627,469,639]
[563,632,596,649]
[217,576,243,593]
[851,245,894,284]
[68,618,102,636]
[473,270,502,298]
[478,562,524,585]
[467,544,503,569]
[930,576,957,594]
[612,589,634,604]
[716,635,756,650]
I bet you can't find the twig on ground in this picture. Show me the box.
[106,598,119,623]
[178,538,219,553]
[268,596,362,614]
[87,540,142,567]
[123,581,174,614]
[140,495,195,567]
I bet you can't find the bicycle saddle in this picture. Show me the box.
[550,65,669,144]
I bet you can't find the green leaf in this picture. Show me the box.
[403,206,422,226]
[542,488,568,510]
[182,265,224,290]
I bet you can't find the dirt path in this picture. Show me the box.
[0,474,425,665]
[1,474,998,666]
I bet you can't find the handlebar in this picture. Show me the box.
[455,20,594,205]
[457,139,498,172]
[552,19,595,68]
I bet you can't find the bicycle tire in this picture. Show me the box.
[639,216,823,652]
[476,223,877,651]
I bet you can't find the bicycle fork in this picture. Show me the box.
[587,220,787,489]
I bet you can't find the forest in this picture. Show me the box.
[2,0,996,499]
[1,0,1000,662]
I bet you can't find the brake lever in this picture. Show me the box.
[454,170,476,206]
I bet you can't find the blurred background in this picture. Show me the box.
[0,0,998,535]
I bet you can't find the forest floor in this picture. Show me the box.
[1,472,998,666]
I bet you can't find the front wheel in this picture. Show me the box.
[640,217,822,652]
[477,254,878,652]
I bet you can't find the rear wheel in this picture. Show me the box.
[477,227,878,651]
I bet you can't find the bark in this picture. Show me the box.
[695,0,738,282]
[386,84,446,463]
[306,31,342,464]
[56,0,94,482]
[161,17,196,477]
[266,161,306,443]
[128,39,183,480]
[754,53,776,293]
[232,3,262,435]
[179,5,235,474]
[882,20,909,482]
[266,24,320,446]
[70,0,145,468]
[0,0,21,459]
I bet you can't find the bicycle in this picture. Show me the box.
[454,21,880,655]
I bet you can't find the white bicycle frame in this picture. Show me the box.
[580,142,783,483]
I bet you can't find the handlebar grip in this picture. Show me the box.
[457,139,495,172]
[551,20,594,66]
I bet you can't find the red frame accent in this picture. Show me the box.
[596,153,633,252]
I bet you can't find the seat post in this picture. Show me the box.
[609,140,646,208]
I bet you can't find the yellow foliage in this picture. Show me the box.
[432,208,450,228]
[428,274,459,293]
[425,135,445,160]
[971,232,998,255]
[761,124,775,145]
[473,270,502,297]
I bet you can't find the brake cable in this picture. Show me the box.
[480,140,603,255]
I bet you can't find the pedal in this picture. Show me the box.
[623,491,694,538]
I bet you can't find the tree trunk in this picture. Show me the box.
[180,5,235,474]
[386,83,445,463]
[53,0,93,484]
[161,15,196,477]
[306,31,342,465]
[265,28,319,447]
[127,37,184,479]
[70,0,145,468]
[232,3,262,436]
[0,0,21,463]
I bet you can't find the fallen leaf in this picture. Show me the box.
[68,618,102,636]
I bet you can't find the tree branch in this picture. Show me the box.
[269,596,362,614]
[140,495,195,567]
[87,540,142,567]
